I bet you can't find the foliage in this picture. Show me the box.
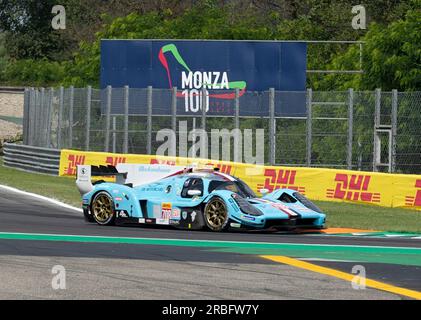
[316,6,421,91]
[1,59,65,87]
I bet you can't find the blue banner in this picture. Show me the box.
[100,40,307,116]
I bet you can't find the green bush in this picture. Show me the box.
[1,59,65,87]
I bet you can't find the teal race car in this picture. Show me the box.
[76,164,326,231]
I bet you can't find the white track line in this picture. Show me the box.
[0,184,82,212]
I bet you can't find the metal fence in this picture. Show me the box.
[22,86,421,174]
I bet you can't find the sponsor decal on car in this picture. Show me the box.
[241,214,256,221]
[156,218,170,225]
[161,203,172,219]
[271,203,298,217]
[182,211,188,220]
[191,211,197,222]
[171,208,181,219]
[117,210,128,218]
[138,218,145,224]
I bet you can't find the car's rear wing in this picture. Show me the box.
[76,163,187,196]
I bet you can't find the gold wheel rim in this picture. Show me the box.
[92,194,113,223]
[205,199,227,229]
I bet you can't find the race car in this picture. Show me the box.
[76,164,326,231]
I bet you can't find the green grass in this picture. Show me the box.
[0,158,420,232]
[0,158,80,207]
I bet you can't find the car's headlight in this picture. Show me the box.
[231,194,263,216]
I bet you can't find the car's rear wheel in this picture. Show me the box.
[91,191,115,226]
[204,197,229,232]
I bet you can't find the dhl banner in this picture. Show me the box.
[60,149,421,211]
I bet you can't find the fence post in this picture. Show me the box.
[69,86,74,149]
[104,85,112,152]
[123,85,129,154]
[391,89,398,173]
[171,87,177,133]
[347,88,354,170]
[201,87,207,158]
[46,88,53,148]
[57,86,64,149]
[146,86,152,155]
[373,88,381,171]
[23,88,29,145]
[235,88,240,130]
[112,116,116,153]
[38,88,45,147]
[306,88,312,167]
[85,86,92,151]
[269,88,275,165]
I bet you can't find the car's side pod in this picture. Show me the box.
[76,165,127,196]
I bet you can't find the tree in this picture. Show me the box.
[315,5,421,91]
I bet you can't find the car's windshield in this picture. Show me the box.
[212,179,256,198]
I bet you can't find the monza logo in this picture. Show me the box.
[404,179,421,207]
[326,174,380,203]
[106,156,126,166]
[257,169,305,194]
[65,154,86,175]
[158,43,247,112]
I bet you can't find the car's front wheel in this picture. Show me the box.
[204,197,229,232]
[91,191,115,226]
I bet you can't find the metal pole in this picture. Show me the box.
[347,88,354,170]
[23,88,29,145]
[235,88,240,130]
[57,86,64,149]
[201,87,207,158]
[69,86,74,149]
[306,88,312,167]
[46,88,53,148]
[171,87,177,155]
[146,86,152,155]
[104,85,112,152]
[171,87,177,131]
[123,85,129,154]
[192,117,196,158]
[269,88,275,165]
[373,88,381,171]
[201,87,206,132]
[27,89,34,145]
[112,116,116,153]
[39,88,45,147]
[391,89,398,173]
[85,86,92,151]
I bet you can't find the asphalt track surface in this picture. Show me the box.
[0,187,420,300]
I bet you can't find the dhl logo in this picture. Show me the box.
[206,163,233,175]
[106,156,126,166]
[65,154,86,175]
[405,179,421,207]
[257,169,305,194]
[150,159,176,166]
[326,174,380,203]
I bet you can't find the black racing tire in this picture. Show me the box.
[203,197,229,232]
[83,208,95,223]
[91,191,116,226]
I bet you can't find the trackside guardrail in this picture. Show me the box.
[3,143,60,175]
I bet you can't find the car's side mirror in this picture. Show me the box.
[259,188,269,195]
[187,189,202,197]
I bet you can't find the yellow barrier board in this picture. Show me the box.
[59,149,421,210]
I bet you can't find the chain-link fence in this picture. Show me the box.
[22,86,421,174]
